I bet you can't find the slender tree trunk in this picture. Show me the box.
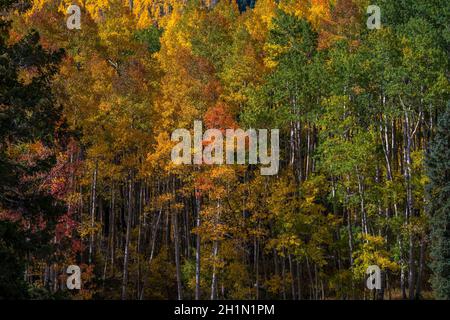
[137,184,144,299]
[171,178,183,300]
[140,203,162,300]
[281,254,286,300]
[305,255,314,300]
[173,208,183,300]
[346,208,354,265]
[254,236,259,299]
[356,171,368,235]
[402,104,415,300]
[89,162,98,265]
[210,240,218,300]
[110,184,115,275]
[289,254,295,300]
[415,237,426,300]
[400,239,407,299]
[121,177,133,300]
[296,261,302,300]
[195,190,201,300]
[305,126,311,180]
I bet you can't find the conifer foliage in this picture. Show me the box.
[427,103,450,299]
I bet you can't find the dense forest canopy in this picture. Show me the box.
[0,0,449,300]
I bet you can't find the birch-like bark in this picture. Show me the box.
[121,177,133,300]
[173,179,183,300]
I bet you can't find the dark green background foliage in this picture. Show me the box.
[427,103,450,299]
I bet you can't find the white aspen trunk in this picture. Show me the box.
[210,240,218,300]
[121,177,133,300]
[172,180,183,300]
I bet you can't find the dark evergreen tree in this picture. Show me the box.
[0,0,65,298]
[427,103,450,299]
